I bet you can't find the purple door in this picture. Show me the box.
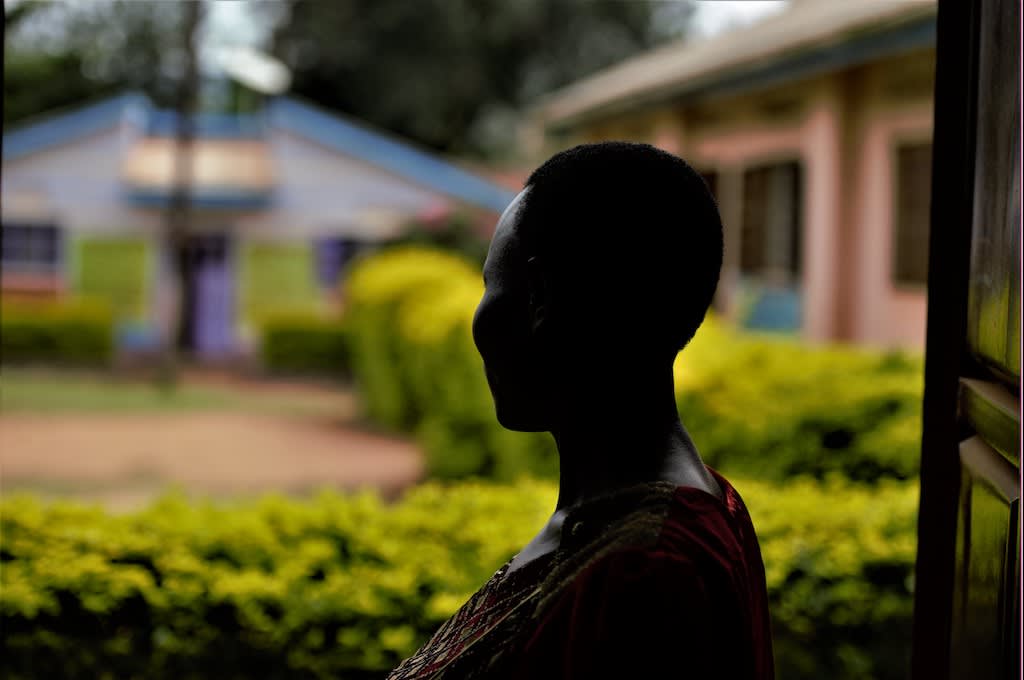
[191,235,235,359]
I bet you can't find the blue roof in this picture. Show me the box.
[268,97,516,213]
[3,93,145,162]
[3,93,517,214]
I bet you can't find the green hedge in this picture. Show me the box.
[344,247,923,484]
[0,478,917,679]
[0,298,114,366]
[344,248,485,431]
[261,316,351,379]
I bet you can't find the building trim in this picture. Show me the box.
[4,94,517,215]
[268,97,516,213]
[542,12,936,132]
[123,187,275,211]
[3,94,145,162]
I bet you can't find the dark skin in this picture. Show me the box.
[472,188,722,575]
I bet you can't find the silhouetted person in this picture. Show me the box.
[389,143,774,679]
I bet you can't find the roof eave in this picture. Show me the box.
[3,92,148,162]
[540,9,937,133]
[269,97,516,214]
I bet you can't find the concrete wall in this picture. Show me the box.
[233,129,449,241]
[2,124,162,309]
[2,123,164,238]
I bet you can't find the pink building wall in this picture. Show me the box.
[573,50,935,350]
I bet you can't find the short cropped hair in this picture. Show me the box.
[519,142,723,354]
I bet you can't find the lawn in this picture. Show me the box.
[0,368,352,419]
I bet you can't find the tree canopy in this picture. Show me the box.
[3,0,692,158]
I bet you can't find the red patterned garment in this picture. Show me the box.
[387,469,774,679]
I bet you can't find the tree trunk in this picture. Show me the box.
[159,0,202,388]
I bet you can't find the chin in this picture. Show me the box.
[494,402,550,432]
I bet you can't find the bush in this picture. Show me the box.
[343,247,923,484]
[344,248,483,431]
[391,211,490,266]
[0,297,114,366]
[261,316,350,379]
[742,477,918,679]
[0,478,917,680]
[673,322,924,482]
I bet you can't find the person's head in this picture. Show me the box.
[472,142,723,431]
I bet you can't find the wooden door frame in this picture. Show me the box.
[910,0,982,677]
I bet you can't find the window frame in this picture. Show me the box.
[890,135,934,291]
[738,155,805,286]
[0,221,64,276]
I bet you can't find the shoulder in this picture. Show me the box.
[544,543,725,622]
[514,547,730,678]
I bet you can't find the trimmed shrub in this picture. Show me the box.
[344,248,482,431]
[261,316,350,379]
[743,477,918,679]
[343,247,923,484]
[673,322,924,482]
[0,478,917,680]
[0,297,114,366]
[391,211,490,266]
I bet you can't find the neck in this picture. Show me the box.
[550,367,710,511]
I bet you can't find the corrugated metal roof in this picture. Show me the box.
[537,1,937,130]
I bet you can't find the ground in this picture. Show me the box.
[0,369,424,510]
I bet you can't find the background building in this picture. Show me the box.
[1,94,514,359]
[533,1,937,349]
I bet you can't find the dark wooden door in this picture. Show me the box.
[912,1,1021,679]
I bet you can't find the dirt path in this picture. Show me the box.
[0,411,424,510]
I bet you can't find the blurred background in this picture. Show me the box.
[2,1,936,678]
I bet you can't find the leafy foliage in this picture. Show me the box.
[392,212,492,267]
[260,315,351,379]
[6,0,688,157]
[343,248,483,431]
[0,477,917,680]
[4,0,188,125]
[344,247,924,484]
[0,298,113,366]
[269,0,687,156]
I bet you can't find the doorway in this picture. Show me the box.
[177,232,235,359]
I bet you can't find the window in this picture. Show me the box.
[314,237,363,290]
[1,223,62,273]
[740,161,803,282]
[893,142,932,286]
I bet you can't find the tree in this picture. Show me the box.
[269,0,691,157]
[160,0,203,387]
[5,1,692,157]
[4,0,187,125]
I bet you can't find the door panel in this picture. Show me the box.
[965,0,1022,380]
[950,437,1020,680]
[912,1,1021,679]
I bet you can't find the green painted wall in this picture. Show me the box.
[239,241,323,325]
[73,238,150,321]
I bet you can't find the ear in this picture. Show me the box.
[526,255,550,334]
